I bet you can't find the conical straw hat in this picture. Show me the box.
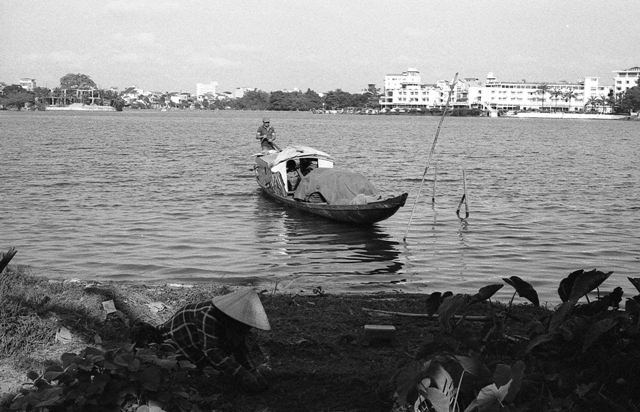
[211,288,271,331]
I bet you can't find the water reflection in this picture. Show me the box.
[253,192,403,282]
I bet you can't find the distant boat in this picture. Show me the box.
[46,103,115,112]
[254,145,408,224]
[509,112,629,120]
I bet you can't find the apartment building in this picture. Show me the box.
[380,68,621,112]
[467,73,611,112]
[19,78,36,91]
[196,82,218,97]
[613,67,640,95]
[379,68,441,110]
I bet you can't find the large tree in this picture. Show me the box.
[0,84,34,110]
[60,73,97,90]
[620,86,640,112]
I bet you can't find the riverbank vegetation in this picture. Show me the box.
[4,72,640,113]
[2,261,640,411]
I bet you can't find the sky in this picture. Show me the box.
[1,0,639,94]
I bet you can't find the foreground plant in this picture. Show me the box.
[9,343,217,412]
[392,269,640,412]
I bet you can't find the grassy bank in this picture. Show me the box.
[1,264,640,412]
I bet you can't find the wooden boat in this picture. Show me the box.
[254,145,408,224]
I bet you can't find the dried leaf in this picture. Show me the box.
[503,276,539,306]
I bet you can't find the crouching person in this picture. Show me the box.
[158,288,271,393]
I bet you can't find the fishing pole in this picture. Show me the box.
[403,73,459,242]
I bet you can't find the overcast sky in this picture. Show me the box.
[1,0,639,93]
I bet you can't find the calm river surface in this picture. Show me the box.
[1,110,639,303]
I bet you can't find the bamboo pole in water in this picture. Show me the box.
[403,73,459,242]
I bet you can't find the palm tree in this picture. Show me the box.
[597,96,609,113]
[563,88,578,112]
[549,88,563,112]
[585,96,599,113]
[536,84,550,109]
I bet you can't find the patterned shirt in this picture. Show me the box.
[158,301,255,378]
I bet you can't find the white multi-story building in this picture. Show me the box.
[234,87,257,99]
[19,78,36,91]
[613,67,640,95]
[467,73,611,112]
[379,68,441,110]
[196,82,218,97]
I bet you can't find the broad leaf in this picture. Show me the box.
[493,361,525,403]
[583,317,618,353]
[626,298,640,313]
[424,387,451,412]
[140,365,162,391]
[568,270,612,304]
[426,292,442,316]
[468,284,503,305]
[394,360,431,404]
[455,355,492,382]
[558,270,583,302]
[32,388,64,408]
[426,362,456,407]
[503,276,539,306]
[438,294,466,332]
[548,301,574,332]
[525,333,554,353]
[475,381,511,411]
[628,277,640,293]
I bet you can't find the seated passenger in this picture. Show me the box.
[300,158,318,176]
[286,160,300,191]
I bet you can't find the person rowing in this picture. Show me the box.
[256,117,277,150]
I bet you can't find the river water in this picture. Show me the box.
[1,110,638,303]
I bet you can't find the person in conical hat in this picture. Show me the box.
[157,288,271,393]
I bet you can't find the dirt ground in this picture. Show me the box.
[2,283,639,412]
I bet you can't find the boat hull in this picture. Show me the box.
[258,181,408,224]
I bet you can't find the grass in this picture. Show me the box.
[2,265,640,412]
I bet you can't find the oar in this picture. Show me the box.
[261,137,281,151]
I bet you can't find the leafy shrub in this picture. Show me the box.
[9,343,217,412]
[392,269,640,412]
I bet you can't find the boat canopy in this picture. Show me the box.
[258,145,334,168]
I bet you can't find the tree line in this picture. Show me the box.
[0,73,381,111]
[2,72,640,113]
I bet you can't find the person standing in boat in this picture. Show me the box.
[256,117,276,150]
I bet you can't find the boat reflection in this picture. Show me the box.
[253,192,404,285]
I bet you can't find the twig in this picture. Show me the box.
[362,307,492,322]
